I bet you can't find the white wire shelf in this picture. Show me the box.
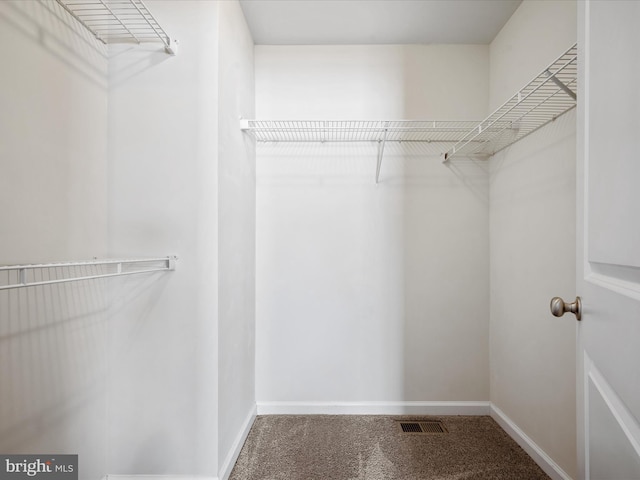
[444,43,577,162]
[241,45,577,180]
[241,119,492,183]
[0,257,176,290]
[240,120,485,143]
[55,0,178,54]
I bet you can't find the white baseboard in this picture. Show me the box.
[218,404,257,480]
[256,401,491,416]
[490,404,572,480]
[104,402,571,480]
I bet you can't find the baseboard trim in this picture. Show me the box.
[103,402,571,480]
[218,404,257,480]
[256,401,491,416]
[490,404,572,480]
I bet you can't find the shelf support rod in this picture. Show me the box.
[544,69,577,100]
[375,123,389,184]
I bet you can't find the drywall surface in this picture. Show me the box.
[0,1,109,479]
[217,0,256,477]
[1,1,254,478]
[107,1,219,476]
[489,0,577,111]
[255,45,490,405]
[489,1,577,478]
[0,0,108,263]
[257,45,488,121]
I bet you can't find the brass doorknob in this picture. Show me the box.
[550,296,582,321]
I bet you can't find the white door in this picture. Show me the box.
[577,1,640,479]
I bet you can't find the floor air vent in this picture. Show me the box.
[398,421,447,434]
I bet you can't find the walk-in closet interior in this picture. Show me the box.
[0,0,589,479]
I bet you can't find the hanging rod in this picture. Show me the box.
[55,0,178,55]
[0,257,176,291]
[444,43,577,162]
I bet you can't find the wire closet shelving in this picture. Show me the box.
[55,0,178,54]
[240,120,485,183]
[0,257,176,291]
[240,120,483,143]
[444,43,577,162]
[241,43,578,181]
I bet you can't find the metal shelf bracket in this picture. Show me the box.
[375,122,389,184]
[544,69,576,100]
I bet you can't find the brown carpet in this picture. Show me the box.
[229,415,551,480]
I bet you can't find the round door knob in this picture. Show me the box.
[550,296,582,321]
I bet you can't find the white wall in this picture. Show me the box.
[0,1,255,478]
[489,1,577,478]
[255,45,490,408]
[108,1,256,477]
[1,1,255,479]
[217,1,256,477]
[257,45,487,121]
[0,0,108,264]
[0,1,109,479]
[107,1,220,476]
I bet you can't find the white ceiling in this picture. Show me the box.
[239,0,522,45]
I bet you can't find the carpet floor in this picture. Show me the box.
[229,415,551,480]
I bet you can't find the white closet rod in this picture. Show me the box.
[0,257,176,291]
